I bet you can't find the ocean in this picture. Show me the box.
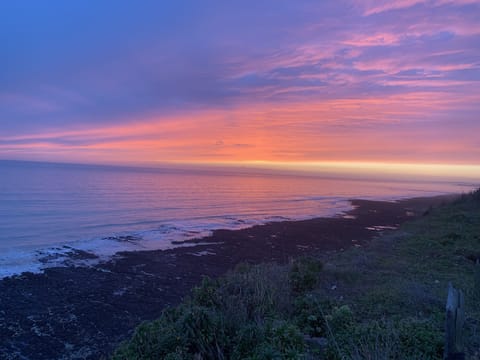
[0,160,476,278]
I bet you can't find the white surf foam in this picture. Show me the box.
[0,200,354,279]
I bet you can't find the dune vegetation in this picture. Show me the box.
[112,189,480,359]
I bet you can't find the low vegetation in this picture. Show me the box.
[112,188,480,359]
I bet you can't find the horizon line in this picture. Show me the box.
[2,158,480,181]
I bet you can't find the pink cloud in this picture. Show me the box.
[355,0,479,16]
[354,0,427,15]
[342,33,402,47]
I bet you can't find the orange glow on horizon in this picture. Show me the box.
[159,160,480,180]
[2,91,480,179]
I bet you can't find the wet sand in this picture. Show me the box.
[0,195,456,359]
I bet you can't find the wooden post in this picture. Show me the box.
[475,259,480,300]
[444,283,465,360]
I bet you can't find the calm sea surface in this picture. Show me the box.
[0,160,476,277]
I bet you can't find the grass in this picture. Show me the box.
[112,188,480,359]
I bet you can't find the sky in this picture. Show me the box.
[1,1,480,177]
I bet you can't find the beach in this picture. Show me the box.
[0,194,455,360]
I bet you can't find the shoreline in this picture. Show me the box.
[0,191,463,280]
[0,199,357,280]
[0,194,457,359]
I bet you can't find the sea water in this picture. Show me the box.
[0,160,476,278]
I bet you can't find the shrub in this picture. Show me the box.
[326,305,354,334]
[240,321,306,359]
[112,263,296,359]
[231,324,266,359]
[289,257,323,293]
[266,321,306,355]
[396,317,443,359]
[293,294,332,337]
[112,305,227,359]
[215,263,292,324]
[325,316,443,360]
[191,276,220,308]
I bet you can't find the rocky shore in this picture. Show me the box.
[0,195,455,360]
